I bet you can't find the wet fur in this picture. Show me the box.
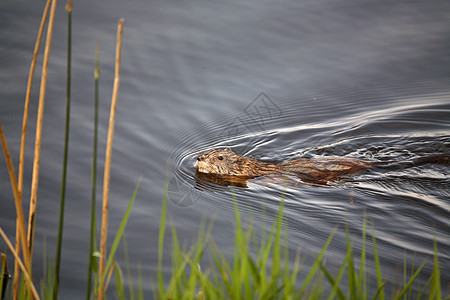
[196,148,449,183]
[197,148,375,182]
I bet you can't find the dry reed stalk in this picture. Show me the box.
[14,0,52,297]
[13,229,19,300]
[0,229,40,300]
[104,261,116,293]
[98,18,124,300]
[0,122,30,275]
[18,0,52,202]
[27,0,58,263]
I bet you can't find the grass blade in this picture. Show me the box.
[100,179,141,287]
[346,226,357,300]
[53,2,72,298]
[114,263,125,300]
[359,217,367,300]
[321,261,347,300]
[371,225,385,300]
[429,240,441,300]
[158,165,170,298]
[298,226,338,296]
[86,42,100,300]
[122,238,135,300]
[371,281,387,300]
[392,260,426,300]
[232,192,242,299]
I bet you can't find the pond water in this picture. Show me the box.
[1,0,449,298]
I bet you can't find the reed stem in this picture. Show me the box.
[14,1,52,297]
[86,42,100,300]
[0,122,30,286]
[1,253,9,300]
[52,1,72,299]
[157,166,170,298]
[27,0,58,265]
[0,229,39,300]
[98,18,124,300]
[18,0,51,196]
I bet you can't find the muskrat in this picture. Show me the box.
[196,148,449,183]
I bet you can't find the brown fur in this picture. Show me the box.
[196,148,376,182]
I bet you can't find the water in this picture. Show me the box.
[1,0,449,298]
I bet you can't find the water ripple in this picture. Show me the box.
[163,82,450,285]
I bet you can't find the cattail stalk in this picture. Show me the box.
[14,0,52,297]
[27,0,58,263]
[98,18,124,300]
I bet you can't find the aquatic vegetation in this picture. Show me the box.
[0,1,132,299]
[155,184,446,300]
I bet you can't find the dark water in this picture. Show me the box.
[1,0,449,298]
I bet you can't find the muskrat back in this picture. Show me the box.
[196,148,449,183]
[197,148,376,181]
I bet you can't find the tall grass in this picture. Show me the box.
[85,42,101,300]
[53,2,72,299]
[0,2,135,299]
[156,181,446,299]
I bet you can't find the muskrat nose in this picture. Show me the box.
[197,156,202,161]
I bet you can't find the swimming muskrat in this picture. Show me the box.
[196,148,449,184]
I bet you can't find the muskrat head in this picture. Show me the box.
[196,148,242,175]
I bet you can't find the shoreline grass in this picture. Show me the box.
[86,41,101,300]
[155,184,446,300]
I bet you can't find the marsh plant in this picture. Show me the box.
[0,1,132,299]
[154,188,446,300]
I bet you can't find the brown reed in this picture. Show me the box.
[0,229,39,300]
[98,18,124,300]
[27,0,58,265]
[0,122,30,278]
[14,0,52,298]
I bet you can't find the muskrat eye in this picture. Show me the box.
[218,156,223,160]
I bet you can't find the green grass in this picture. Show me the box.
[154,181,448,300]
